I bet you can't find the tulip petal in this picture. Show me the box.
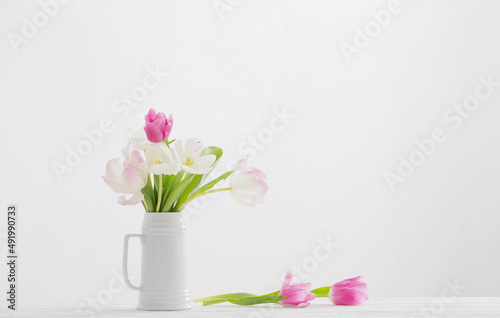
[174,139,186,162]
[103,144,149,205]
[150,163,181,175]
[230,167,268,207]
[278,271,315,308]
[232,158,247,171]
[103,159,130,193]
[144,124,163,143]
[329,276,368,306]
[184,138,203,158]
[187,154,216,174]
[144,108,172,142]
[117,192,144,206]
[280,270,293,293]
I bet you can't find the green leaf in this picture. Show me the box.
[196,146,224,184]
[162,174,195,212]
[201,146,223,166]
[164,173,180,197]
[173,147,223,211]
[200,294,285,306]
[310,286,331,297]
[158,174,173,210]
[173,174,203,211]
[162,174,172,188]
[153,174,160,202]
[189,171,233,199]
[201,299,227,306]
[141,174,155,212]
[193,293,255,303]
[227,295,285,306]
[164,138,176,148]
[160,171,183,211]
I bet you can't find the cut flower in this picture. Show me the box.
[328,276,368,306]
[102,143,148,205]
[145,142,180,175]
[230,159,268,207]
[144,108,173,143]
[279,270,316,308]
[175,138,216,175]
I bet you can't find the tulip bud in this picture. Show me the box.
[328,276,368,306]
[144,108,173,143]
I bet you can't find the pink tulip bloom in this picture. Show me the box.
[230,159,268,207]
[328,276,368,306]
[232,158,248,171]
[279,271,316,308]
[103,143,149,205]
[144,108,173,143]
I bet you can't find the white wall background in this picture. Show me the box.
[0,0,499,309]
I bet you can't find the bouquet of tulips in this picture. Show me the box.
[103,108,268,211]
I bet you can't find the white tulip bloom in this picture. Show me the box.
[125,127,151,151]
[103,143,148,205]
[145,142,181,175]
[175,138,216,175]
[230,160,268,207]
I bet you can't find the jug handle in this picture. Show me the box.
[123,234,143,291]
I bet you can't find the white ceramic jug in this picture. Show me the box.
[123,212,191,310]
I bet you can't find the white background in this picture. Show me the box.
[0,0,499,309]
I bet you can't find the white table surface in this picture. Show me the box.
[4,298,500,318]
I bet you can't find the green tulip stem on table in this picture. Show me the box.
[194,291,286,306]
[194,286,333,307]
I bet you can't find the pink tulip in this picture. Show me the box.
[279,271,316,308]
[144,108,173,143]
[328,276,368,306]
[230,160,268,207]
[103,143,148,205]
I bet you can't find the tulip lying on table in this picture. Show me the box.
[194,271,368,308]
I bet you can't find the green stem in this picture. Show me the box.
[159,175,175,211]
[311,286,331,297]
[177,187,231,211]
[156,174,163,212]
[162,173,193,212]
[193,293,256,303]
[142,200,150,212]
[194,290,282,306]
[253,290,281,299]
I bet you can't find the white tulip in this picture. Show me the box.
[175,138,216,175]
[103,143,148,205]
[230,161,268,207]
[145,142,181,175]
[125,127,151,151]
